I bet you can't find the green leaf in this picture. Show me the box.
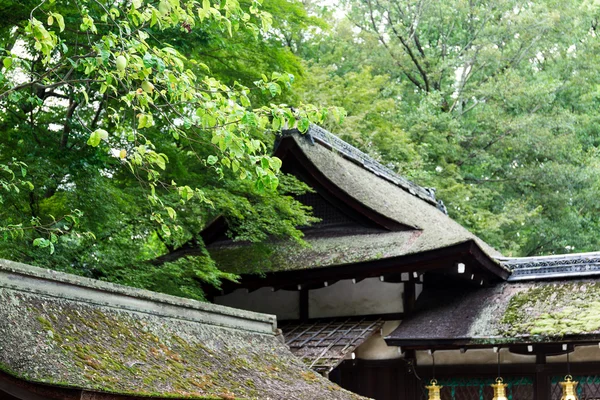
[87,129,108,147]
[166,206,177,220]
[2,57,11,69]
[207,155,218,165]
[55,13,65,32]
[298,117,310,133]
[272,116,282,131]
[269,157,282,171]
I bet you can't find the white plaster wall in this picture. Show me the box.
[309,278,404,318]
[214,287,299,320]
[416,348,536,365]
[547,344,600,363]
[355,320,402,360]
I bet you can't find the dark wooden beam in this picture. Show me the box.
[219,242,479,293]
[403,281,416,314]
[469,241,510,280]
[385,337,600,352]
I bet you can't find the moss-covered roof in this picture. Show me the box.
[386,280,600,347]
[0,259,367,400]
[208,129,502,274]
[210,231,418,274]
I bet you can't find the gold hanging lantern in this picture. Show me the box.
[560,375,579,400]
[426,379,442,400]
[491,377,508,400]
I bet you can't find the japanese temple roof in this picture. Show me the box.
[498,251,600,281]
[207,126,504,279]
[301,125,443,210]
[0,259,366,400]
[385,279,600,349]
[280,319,384,375]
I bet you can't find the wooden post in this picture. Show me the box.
[403,350,418,400]
[535,352,549,400]
[299,288,309,321]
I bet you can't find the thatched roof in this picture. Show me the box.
[208,126,503,276]
[386,279,600,348]
[0,259,367,400]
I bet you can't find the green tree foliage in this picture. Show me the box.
[299,0,600,256]
[0,0,331,299]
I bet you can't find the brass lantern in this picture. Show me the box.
[491,377,508,400]
[426,379,442,400]
[560,375,579,400]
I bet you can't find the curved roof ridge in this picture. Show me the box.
[498,251,600,281]
[282,125,448,214]
[498,251,600,263]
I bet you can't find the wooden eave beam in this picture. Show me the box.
[384,337,600,352]
[214,240,508,295]
[468,241,510,280]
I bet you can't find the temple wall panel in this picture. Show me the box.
[309,278,404,318]
[214,287,299,320]
[547,344,600,363]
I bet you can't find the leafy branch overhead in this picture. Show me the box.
[0,0,342,252]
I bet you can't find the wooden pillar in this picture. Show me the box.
[404,282,416,314]
[299,288,309,321]
[535,352,549,399]
[403,350,419,400]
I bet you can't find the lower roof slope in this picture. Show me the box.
[386,279,600,348]
[0,259,367,400]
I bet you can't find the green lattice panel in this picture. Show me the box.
[421,377,534,400]
[551,375,600,400]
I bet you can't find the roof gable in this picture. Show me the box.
[205,126,505,285]
[286,125,445,212]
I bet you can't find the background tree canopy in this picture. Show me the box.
[298,0,600,257]
[2,0,600,300]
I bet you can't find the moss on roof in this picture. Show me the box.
[0,260,367,400]
[294,134,501,259]
[210,231,418,274]
[387,280,600,346]
[501,282,600,337]
[208,132,503,274]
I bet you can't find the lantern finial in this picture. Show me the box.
[491,377,508,400]
[426,379,442,400]
[560,375,579,400]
